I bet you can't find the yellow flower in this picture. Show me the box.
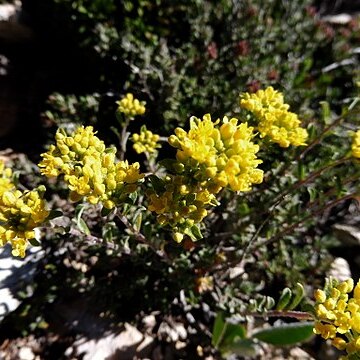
[0,160,14,195]
[332,337,347,351]
[240,86,308,147]
[146,175,217,242]
[132,127,161,154]
[314,278,360,358]
[352,130,360,158]
[169,114,263,193]
[314,289,327,303]
[0,188,49,257]
[313,322,336,339]
[39,126,144,209]
[116,93,146,117]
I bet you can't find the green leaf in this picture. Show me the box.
[225,338,257,356]
[77,218,90,235]
[276,287,292,310]
[148,175,166,192]
[212,313,246,349]
[143,222,152,239]
[307,187,317,202]
[133,212,142,232]
[101,206,113,217]
[158,159,177,172]
[184,225,203,241]
[128,191,138,204]
[190,225,203,240]
[28,238,41,246]
[110,125,121,138]
[252,321,314,346]
[75,203,87,224]
[288,283,305,310]
[102,222,116,242]
[297,162,306,180]
[212,312,226,348]
[320,101,331,125]
[221,322,247,348]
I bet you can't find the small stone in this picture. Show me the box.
[142,314,156,331]
[332,224,360,246]
[19,347,35,360]
[136,335,154,358]
[328,257,351,281]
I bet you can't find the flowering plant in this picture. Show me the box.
[1,88,359,359]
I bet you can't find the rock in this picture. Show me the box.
[66,323,144,360]
[0,1,19,21]
[136,335,155,358]
[322,13,353,24]
[332,223,360,246]
[18,346,35,360]
[0,0,33,43]
[0,245,44,321]
[328,257,352,281]
[142,314,156,331]
[157,321,187,342]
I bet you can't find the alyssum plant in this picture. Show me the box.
[0,87,359,358]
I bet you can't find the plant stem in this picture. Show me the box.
[244,310,314,321]
[119,116,130,161]
[252,193,357,252]
[269,156,349,209]
[115,210,171,264]
[69,228,117,250]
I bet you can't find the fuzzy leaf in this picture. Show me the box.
[252,321,314,346]
[225,338,257,356]
[212,313,246,349]
[77,218,90,235]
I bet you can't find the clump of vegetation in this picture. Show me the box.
[1,0,359,358]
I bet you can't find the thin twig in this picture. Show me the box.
[115,210,171,264]
[69,228,117,250]
[269,156,349,209]
[251,193,357,252]
[244,310,314,321]
[119,117,130,161]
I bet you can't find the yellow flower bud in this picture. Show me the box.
[314,289,327,303]
[332,337,347,351]
[173,232,184,243]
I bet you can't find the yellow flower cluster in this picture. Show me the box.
[132,127,161,154]
[147,175,218,242]
[351,130,360,158]
[0,160,14,194]
[116,93,146,118]
[168,114,263,192]
[0,164,49,257]
[147,114,263,242]
[314,277,360,358]
[0,189,49,258]
[240,87,308,147]
[39,126,144,209]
